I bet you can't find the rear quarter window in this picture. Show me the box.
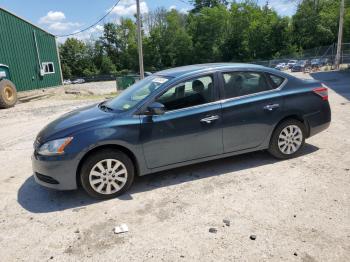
[268,74,285,88]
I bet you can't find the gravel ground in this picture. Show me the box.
[17,81,117,102]
[0,71,349,262]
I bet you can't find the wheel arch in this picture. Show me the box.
[272,114,310,140]
[76,144,140,187]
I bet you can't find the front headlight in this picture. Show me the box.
[37,137,73,156]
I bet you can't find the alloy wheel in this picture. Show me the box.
[89,159,128,195]
[277,125,303,155]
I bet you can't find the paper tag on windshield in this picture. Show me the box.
[152,77,168,84]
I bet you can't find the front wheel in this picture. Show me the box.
[268,119,306,159]
[80,149,135,199]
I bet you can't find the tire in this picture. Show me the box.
[0,79,17,109]
[80,149,135,199]
[268,119,306,159]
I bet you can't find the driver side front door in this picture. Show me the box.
[140,74,223,169]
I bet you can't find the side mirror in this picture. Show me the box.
[147,102,165,115]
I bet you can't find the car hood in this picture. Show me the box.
[36,103,114,143]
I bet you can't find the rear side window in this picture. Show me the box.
[268,74,285,88]
[222,72,270,99]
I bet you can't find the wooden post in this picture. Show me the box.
[335,0,345,69]
[136,0,144,79]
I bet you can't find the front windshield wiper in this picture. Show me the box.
[99,102,114,112]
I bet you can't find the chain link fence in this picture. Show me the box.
[251,43,350,69]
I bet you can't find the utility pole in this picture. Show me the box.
[335,0,345,70]
[136,0,144,79]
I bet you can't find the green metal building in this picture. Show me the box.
[0,7,62,92]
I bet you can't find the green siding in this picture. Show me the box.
[0,8,62,91]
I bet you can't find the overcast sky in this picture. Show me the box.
[0,0,297,41]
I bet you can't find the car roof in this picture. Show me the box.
[155,63,267,78]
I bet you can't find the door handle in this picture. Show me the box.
[200,115,219,124]
[263,104,280,111]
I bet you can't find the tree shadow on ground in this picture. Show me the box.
[17,144,319,213]
[310,71,350,101]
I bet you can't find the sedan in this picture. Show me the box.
[287,60,298,69]
[32,63,331,199]
[291,60,311,72]
[72,78,85,84]
[274,63,287,71]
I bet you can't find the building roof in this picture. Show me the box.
[0,7,55,37]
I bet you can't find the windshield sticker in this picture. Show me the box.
[152,77,168,84]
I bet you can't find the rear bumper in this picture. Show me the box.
[32,153,78,190]
[305,103,331,137]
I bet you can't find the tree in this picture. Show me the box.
[59,0,348,77]
[143,9,193,69]
[187,5,229,62]
[292,0,340,49]
[59,38,97,78]
[100,55,116,75]
[161,10,193,66]
[345,0,350,42]
[61,63,72,79]
[190,0,229,12]
[99,19,138,71]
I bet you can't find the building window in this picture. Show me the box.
[42,62,55,74]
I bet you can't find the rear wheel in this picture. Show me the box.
[80,149,135,199]
[268,119,306,159]
[0,79,17,109]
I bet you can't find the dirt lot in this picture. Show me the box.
[0,71,349,261]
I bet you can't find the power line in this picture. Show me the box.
[56,0,121,38]
[176,0,192,6]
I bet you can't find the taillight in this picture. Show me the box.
[313,84,328,101]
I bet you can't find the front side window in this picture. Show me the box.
[156,75,214,111]
[222,72,270,99]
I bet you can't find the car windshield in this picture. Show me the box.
[104,75,170,112]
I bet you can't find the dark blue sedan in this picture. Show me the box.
[32,63,331,198]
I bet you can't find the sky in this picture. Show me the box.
[0,0,297,41]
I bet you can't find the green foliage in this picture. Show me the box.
[344,0,350,42]
[100,55,116,75]
[61,63,72,79]
[188,5,229,62]
[59,0,347,78]
[292,0,339,49]
[190,0,229,12]
[59,38,97,78]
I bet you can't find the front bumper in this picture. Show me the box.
[32,153,78,190]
